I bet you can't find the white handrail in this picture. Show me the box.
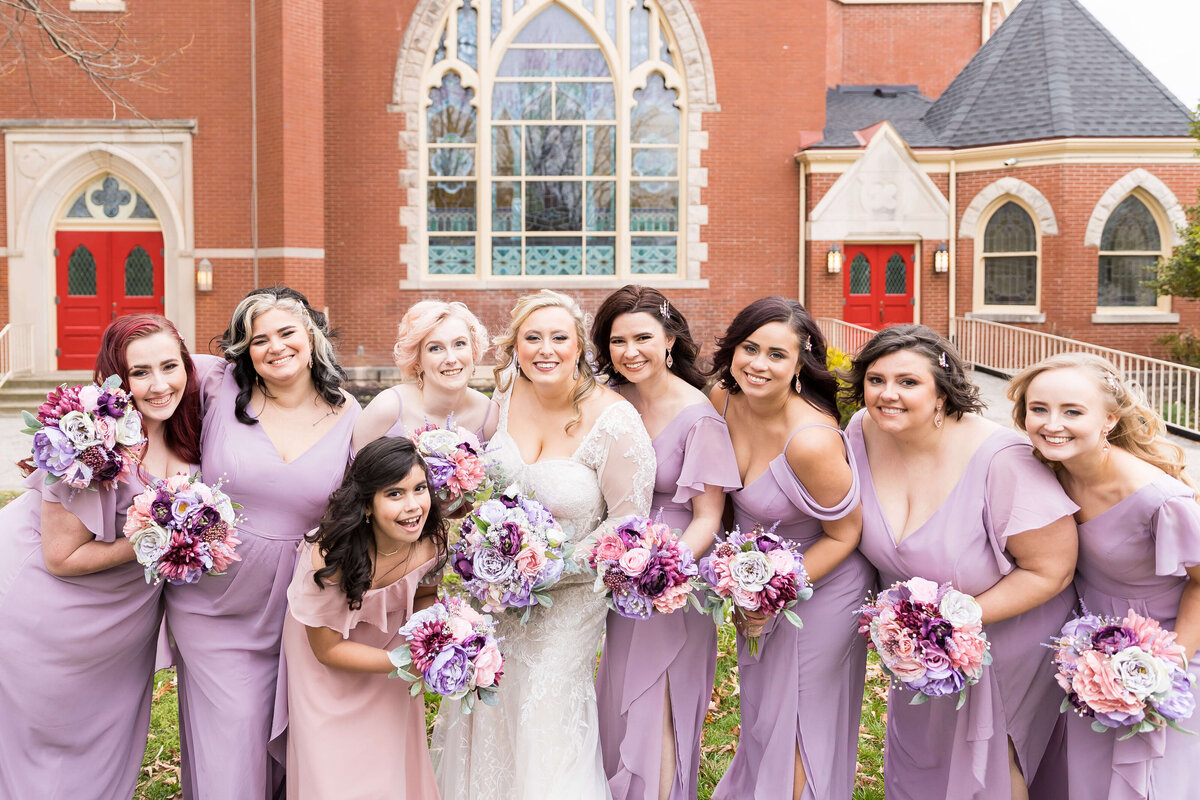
[816,318,877,356]
[0,322,35,390]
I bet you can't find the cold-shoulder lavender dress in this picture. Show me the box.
[1066,474,1200,800]
[165,357,360,799]
[0,469,165,799]
[596,403,740,800]
[712,423,873,800]
[379,385,495,441]
[847,411,1078,800]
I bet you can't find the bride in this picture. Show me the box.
[432,290,654,800]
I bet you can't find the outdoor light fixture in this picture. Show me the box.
[196,258,214,292]
[933,243,950,273]
[826,244,844,274]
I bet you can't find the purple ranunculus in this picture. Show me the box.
[151,492,173,526]
[424,456,456,491]
[755,531,785,553]
[921,618,953,648]
[1092,625,1138,655]
[534,555,564,588]
[1154,668,1197,721]
[636,562,672,599]
[184,505,224,540]
[518,497,555,530]
[697,556,718,587]
[32,426,76,474]
[913,669,965,697]
[496,522,522,557]
[613,590,653,620]
[918,641,953,674]
[452,552,475,580]
[424,644,472,695]
[95,391,129,418]
[1093,708,1146,729]
[498,492,519,509]
[170,490,202,524]
[458,633,487,657]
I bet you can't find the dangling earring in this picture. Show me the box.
[666,350,674,369]
[794,374,802,394]
[934,405,944,429]
[416,371,424,390]
[573,361,581,381]
[1102,428,1112,453]
[308,355,314,370]
[515,359,522,377]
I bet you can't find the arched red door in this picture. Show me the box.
[55,230,165,369]
[842,244,915,330]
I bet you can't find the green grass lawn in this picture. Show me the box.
[138,631,889,799]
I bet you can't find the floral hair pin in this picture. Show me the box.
[659,300,671,320]
[1102,372,1120,393]
[938,352,950,370]
[804,336,813,352]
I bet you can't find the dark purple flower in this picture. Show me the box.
[95,391,129,418]
[458,633,486,658]
[496,522,522,557]
[759,571,799,615]
[755,531,785,553]
[636,562,671,599]
[921,618,953,648]
[1092,625,1138,655]
[425,645,472,695]
[184,505,223,540]
[79,445,122,482]
[151,493,173,526]
[452,552,475,580]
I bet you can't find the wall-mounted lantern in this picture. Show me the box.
[933,243,950,273]
[826,244,844,274]
[196,258,214,292]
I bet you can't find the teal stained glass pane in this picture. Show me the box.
[884,253,907,294]
[498,48,609,78]
[428,182,477,232]
[492,82,551,120]
[586,126,615,176]
[555,83,615,121]
[587,182,614,231]
[525,182,581,231]
[630,1,650,67]
[632,73,679,144]
[630,236,676,275]
[514,4,593,44]
[984,202,1035,253]
[586,236,615,275]
[429,238,476,275]
[428,73,477,143]
[456,2,478,70]
[526,237,582,275]
[630,181,677,231]
[68,245,97,295]
[849,254,871,294]
[1102,196,1158,251]
[493,182,522,231]
[430,148,475,177]
[124,246,154,296]
[66,193,91,218]
[632,148,676,177]
[525,126,581,176]
[492,236,522,275]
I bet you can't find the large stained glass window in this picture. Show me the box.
[982,201,1038,307]
[422,0,685,279]
[1097,195,1162,307]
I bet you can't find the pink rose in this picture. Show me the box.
[731,585,761,611]
[593,534,626,563]
[77,385,101,413]
[1071,650,1142,715]
[871,618,908,659]
[887,656,927,682]
[456,603,484,626]
[652,582,691,614]
[892,630,919,661]
[473,643,504,688]
[618,547,651,576]
[766,548,796,576]
[166,473,192,492]
[448,615,475,641]
[907,577,941,605]
[93,417,117,449]
[515,544,547,578]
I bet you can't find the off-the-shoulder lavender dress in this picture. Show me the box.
[281,541,440,800]
[380,385,494,442]
[166,357,360,799]
[596,403,740,800]
[1066,474,1200,800]
[847,410,1078,800]
[0,469,164,799]
[712,423,873,800]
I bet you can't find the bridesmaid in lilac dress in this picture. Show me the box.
[1010,353,1200,799]
[591,286,740,800]
[844,325,1078,800]
[166,287,360,799]
[0,315,202,799]
[352,300,498,453]
[707,297,869,800]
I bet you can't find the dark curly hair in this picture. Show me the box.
[706,297,839,421]
[306,437,447,610]
[217,286,348,425]
[840,324,985,419]
[590,285,706,390]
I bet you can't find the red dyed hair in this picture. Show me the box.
[94,314,203,464]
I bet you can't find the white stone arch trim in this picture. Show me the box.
[1085,168,1186,247]
[5,137,194,370]
[390,0,718,282]
[959,177,1058,239]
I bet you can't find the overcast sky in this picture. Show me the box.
[1077,0,1199,113]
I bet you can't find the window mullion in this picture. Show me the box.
[616,0,631,280]
[478,0,492,279]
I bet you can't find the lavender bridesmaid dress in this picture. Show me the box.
[0,469,163,799]
[596,403,740,800]
[1066,474,1200,800]
[380,385,494,441]
[712,423,873,800]
[847,410,1078,800]
[165,358,360,799]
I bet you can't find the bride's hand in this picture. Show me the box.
[734,607,768,639]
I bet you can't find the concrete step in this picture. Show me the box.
[0,372,97,416]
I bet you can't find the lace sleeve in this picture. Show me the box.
[580,401,654,520]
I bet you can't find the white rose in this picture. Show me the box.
[129,523,171,567]
[116,409,145,446]
[58,411,100,449]
[1111,646,1173,700]
[729,550,772,593]
[939,590,983,628]
[417,428,461,456]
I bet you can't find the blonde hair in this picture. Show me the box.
[493,290,596,434]
[392,300,490,380]
[1008,352,1195,489]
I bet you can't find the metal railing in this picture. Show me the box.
[817,318,877,356]
[0,323,34,390]
[953,316,1200,437]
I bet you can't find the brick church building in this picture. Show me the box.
[1,0,1196,371]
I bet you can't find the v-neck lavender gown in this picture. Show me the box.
[165,357,360,800]
[0,469,163,799]
[712,423,874,800]
[381,385,494,441]
[596,403,740,800]
[1066,474,1200,800]
[847,410,1078,800]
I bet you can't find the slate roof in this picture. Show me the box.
[810,0,1194,150]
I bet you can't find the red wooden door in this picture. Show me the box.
[842,244,914,329]
[55,230,165,369]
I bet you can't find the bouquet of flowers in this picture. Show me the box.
[857,577,991,708]
[1049,608,1195,738]
[579,514,698,620]
[410,422,489,512]
[124,473,242,585]
[449,486,573,621]
[21,375,144,490]
[697,523,813,655]
[389,595,504,714]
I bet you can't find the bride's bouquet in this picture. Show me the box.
[579,514,698,619]
[124,473,242,585]
[449,486,574,621]
[409,422,489,513]
[390,596,504,714]
[697,523,813,655]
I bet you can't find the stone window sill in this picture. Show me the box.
[70,0,126,10]
[398,277,710,290]
[1091,311,1179,324]
[964,311,1046,324]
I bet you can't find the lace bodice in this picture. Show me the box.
[432,379,654,800]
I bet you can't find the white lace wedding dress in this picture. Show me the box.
[431,381,654,800]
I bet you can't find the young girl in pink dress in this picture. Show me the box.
[1010,353,1200,800]
[282,436,446,799]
